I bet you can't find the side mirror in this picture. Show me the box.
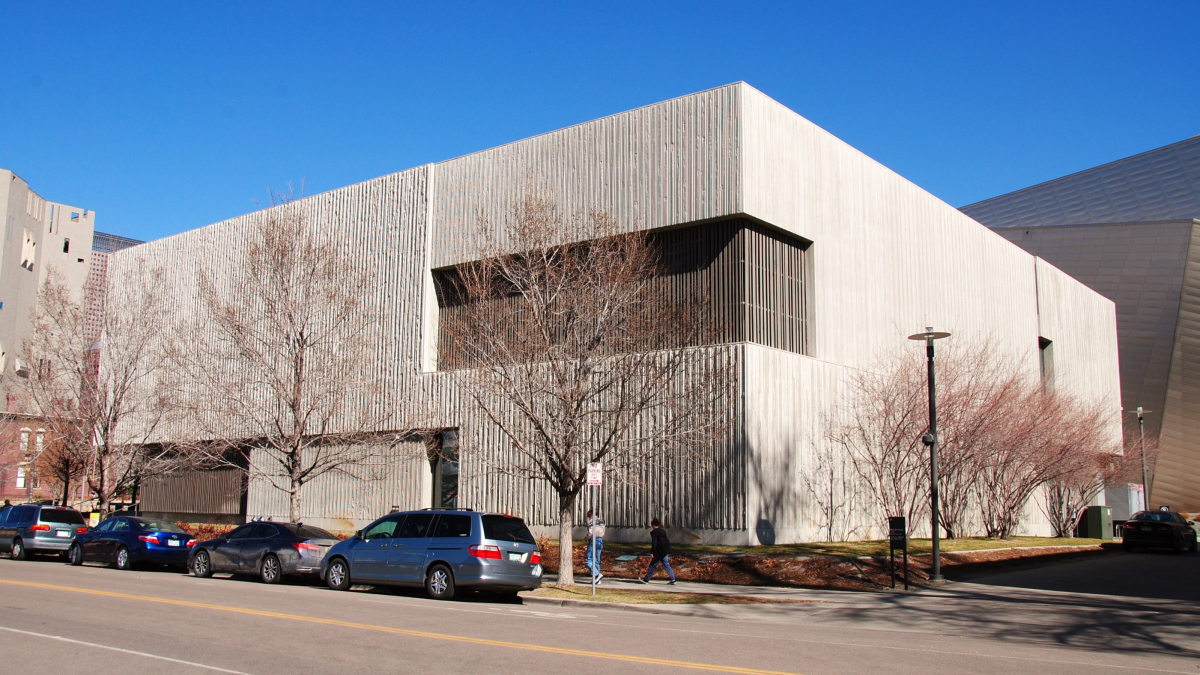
[354,530,363,540]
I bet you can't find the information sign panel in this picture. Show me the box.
[587,462,603,486]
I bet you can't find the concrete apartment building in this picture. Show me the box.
[962,135,1200,515]
[115,83,1123,543]
[0,169,140,505]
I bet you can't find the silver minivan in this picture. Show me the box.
[320,509,542,600]
[0,504,88,560]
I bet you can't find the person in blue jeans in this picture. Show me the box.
[586,508,605,583]
[640,517,675,584]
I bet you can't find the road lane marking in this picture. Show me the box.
[0,625,253,674]
[0,579,796,674]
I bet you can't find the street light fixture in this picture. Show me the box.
[908,326,951,582]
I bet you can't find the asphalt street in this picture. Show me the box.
[0,550,1196,675]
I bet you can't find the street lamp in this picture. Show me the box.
[1127,407,1152,511]
[908,326,951,582]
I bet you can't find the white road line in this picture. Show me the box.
[0,625,253,675]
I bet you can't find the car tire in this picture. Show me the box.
[260,554,282,584]
[11,539,26,561]
[326,558,351,591]
[1191,537,1199,553]
[1122,542,1134,552]
[425,564,455,601]
[115,546,133,570]
[68,543,84,566]
[192,550,214,578]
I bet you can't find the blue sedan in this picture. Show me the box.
[69,516,196,570]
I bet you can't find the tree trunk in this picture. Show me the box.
[556,492,575,588]
[61,478,71,507]
[289,479,302,523]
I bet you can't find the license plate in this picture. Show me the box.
[167,539,181,547]
[1141,526,1151,531]
[55,531,71,538]
[508,552,525,562]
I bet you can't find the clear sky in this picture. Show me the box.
[2,2,1197,243]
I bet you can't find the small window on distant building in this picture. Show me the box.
[71,212,79,221]
[20,230,36,270]
[63,238,70,253]
[16,467,25,489]
[1039,337,1055,392]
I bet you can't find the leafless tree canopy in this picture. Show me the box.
[438,195,730,586]
[831,339,1120,540]
[15,262,178,511]
[171,191,395,522]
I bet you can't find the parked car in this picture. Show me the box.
[0,504,88,560]
[320,509,542,600]
[69,516,196,570]
[1121,510,1199,552]
[189,521,339,584]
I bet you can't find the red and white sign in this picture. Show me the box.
[587,462,603,486]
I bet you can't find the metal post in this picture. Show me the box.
[1138,408,1149,510]
[926,335,943,583]
[590,485,596,596]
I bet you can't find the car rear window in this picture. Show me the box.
[482,515,535,544]
[130,518,186,533]
[1131,512,1174,523]
[286,524,336,540]
[39,509,85,525]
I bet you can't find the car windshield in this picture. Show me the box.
[39,509,86,525]
[482,515,536,544]
[130,518,187,533]
[1131,512,1174,523]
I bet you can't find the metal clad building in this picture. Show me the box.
[962,135,1200,514]
[115,83,1122,542]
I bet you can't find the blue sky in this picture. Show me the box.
[2,2,1197,242]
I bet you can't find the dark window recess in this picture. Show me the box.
[251,524,279,538]
[434,218,810,370]
[430,430,459,509]
[62,239,69,253]
[432,514,471,537]
[482,515,536,544]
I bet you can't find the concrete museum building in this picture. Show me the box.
[964,135,1200,515]
[116,83,1122,543]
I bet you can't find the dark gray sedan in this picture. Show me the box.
[189,521,339,583]
[320,510,542,600]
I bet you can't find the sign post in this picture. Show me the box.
[888,516,908,590]
[586,463,603,596]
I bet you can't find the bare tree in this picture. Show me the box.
[801,427,864,542]
[171,191,394,522]
[832,348,929,536]
[438,195,728,587]
[15,262,178,512]
[974,386,1117,539]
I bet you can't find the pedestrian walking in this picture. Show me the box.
[639,517,675,585]
[586,508,605,583]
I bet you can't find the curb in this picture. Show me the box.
[519,594,733,617]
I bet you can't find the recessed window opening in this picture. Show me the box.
[1039,337,1055,392]
[63,238,70,253]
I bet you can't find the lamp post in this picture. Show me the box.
[1131,407,1152,510]
[908,326,951,582]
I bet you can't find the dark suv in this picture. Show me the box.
[0,504,88,560]
[320,509,542,600]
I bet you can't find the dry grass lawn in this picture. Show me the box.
[601,536,1107,558]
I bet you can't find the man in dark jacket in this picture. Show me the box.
[640,517,676,584]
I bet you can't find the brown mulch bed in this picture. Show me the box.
[538,540,1118,591]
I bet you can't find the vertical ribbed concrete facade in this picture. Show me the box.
[112,83,1123,542]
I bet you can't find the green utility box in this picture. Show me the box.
[1078,505,1113,540]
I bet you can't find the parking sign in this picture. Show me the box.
[587,462,603,486]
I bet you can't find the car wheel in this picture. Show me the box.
[192,550,214,578]
[1122,542,1134,552]
[260,554,282,584]
[425,564,455,601]
[326,558,351,591]
[68,543,84,566]
[11,539,26,561]
[115,546,133,570]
